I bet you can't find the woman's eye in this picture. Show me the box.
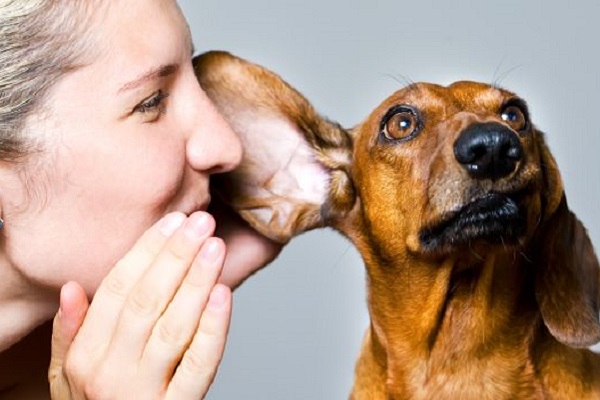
[134,90,169,121]
[380,106,421,142]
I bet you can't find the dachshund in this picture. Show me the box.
[194,51,600,399]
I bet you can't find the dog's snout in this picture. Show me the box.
[453,123,523,180]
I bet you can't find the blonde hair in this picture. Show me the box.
[0,0,94,161]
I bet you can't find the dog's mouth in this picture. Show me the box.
[419,192,527,253]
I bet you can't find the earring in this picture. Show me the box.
[0,218,4,230]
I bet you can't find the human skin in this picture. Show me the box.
[0,0,280,397]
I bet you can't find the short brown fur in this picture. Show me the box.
[194,51,600,399]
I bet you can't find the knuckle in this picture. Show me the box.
[126,286,160,318]
[165,242,191,265]
[180,347,209,376]
[180,345,220,377]
[83,363,119,399]
[48,365,63,384]
[63,351,85,381]
[180,271,207,291]
[99,270,130,299]
[155,320,187,348]
[138,236,162,262]
[63,352,95,396]
[83,376,113,400]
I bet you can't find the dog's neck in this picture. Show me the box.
[358,243,544,398]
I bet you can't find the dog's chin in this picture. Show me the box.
[418,193,527,255]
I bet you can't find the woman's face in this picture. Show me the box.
[3,0,242,296]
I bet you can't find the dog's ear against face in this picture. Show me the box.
[533,135,600,348]
[193,51,355,243]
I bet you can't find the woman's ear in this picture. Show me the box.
[193,51,355,243]
[533,134,600,348]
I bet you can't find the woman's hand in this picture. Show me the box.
[49,212,231,399]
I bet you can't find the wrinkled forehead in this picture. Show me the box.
[382,81,517,117]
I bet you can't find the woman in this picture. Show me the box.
[0,0,280,398]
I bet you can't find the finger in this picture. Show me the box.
[106,211,216,364]
[73,212,186,354]
[49,281,89,399]
[140,237,226,385]
[166,284,232,400]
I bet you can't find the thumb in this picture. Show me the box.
[49,281,89,398]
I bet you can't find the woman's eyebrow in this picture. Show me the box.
[118,64,179,93]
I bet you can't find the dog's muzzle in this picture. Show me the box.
[454,123,523,181]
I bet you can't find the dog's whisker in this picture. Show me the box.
[380,72,414,90]
[500,235,508,252]
[493,64,524,88]
[330,242,354,272]
[530,212,544,237]
[491,55,508,89]
[520,251,533,264]
[468,240,484,261]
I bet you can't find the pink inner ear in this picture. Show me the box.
[221,111,331,241]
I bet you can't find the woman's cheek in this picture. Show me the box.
[142,135,189,209]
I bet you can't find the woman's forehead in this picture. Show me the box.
[84,0,191,92]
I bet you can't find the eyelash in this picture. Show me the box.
[134,90,169,118]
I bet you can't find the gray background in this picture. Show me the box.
[178,1,600,398]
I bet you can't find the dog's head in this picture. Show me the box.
[349,81,546,259]
[194,51,600,348]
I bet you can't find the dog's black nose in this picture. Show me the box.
[454,123,523,180]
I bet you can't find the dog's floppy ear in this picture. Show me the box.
[534,136,600,348]
[193,51,355,243]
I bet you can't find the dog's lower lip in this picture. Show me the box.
[419,192,526,251]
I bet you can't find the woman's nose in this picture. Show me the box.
[186,88,242,175]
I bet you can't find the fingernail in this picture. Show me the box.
[160,213,186,236]
[184,212,211,238]
[208,285,229,309]
[58,283,69,315]
[199,238,223,263]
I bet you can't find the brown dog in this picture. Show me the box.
[194,51,600,399]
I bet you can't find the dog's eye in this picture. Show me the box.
[501,105,527,131]
[381,106,421,142]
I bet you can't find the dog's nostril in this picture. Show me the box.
[454,123,524,181]
[464,145,487,164]
[504,143,523,160]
